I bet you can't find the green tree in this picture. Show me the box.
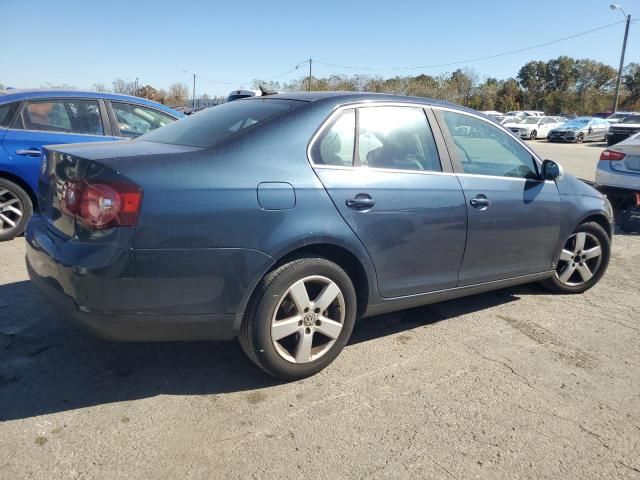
[517,61,549,108]
[623,63,640,105]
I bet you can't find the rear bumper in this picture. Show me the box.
[25,215,273,341]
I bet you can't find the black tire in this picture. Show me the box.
[239,257,357,380]
[541,221,610,294]
[0,178,33,242]
[607,136,616,146]
[530,130,537,140]
[576,133,584,144]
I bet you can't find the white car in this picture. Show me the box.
[504,116,560,140]
[596,133,640,231]
[596,133,640,195]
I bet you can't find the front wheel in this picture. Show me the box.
[0,179,33,242]
[576,133,584,143]
[239,257,357,380]
[529,130,537,140]
[542,222,610,294]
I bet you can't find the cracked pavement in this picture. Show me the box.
[1,142,639,479]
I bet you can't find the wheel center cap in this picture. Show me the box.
[303,312,316,327]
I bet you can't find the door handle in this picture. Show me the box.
[346,194,376,210]
[470,195,490,209]
[16,148,41,156]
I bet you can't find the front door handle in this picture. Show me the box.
[470,195,490,209]
[16,148,41,156]
[346,194,376,210]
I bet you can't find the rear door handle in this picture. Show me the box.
[346,194,376,210]
[470,195,490,209]
[16,148,41,156]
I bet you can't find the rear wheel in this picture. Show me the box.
[542,222,610,294]
[0,179,32,242]
[239,257,357,380]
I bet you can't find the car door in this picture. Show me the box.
[435,108,562,286]
[107,101,177,138]
[592,119,608,140]
[1,98,116,189]
[312,105,468,298]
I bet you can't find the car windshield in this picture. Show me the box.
[621,115,640,124]
[562,119,589,128]
[608,113,628,120]
[139,99,299,147]
[522,118,539,124]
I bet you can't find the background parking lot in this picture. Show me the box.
[1,142,639,479]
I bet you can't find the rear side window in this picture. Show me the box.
[442,110,538,179]
[140,99,297,147]
[358,106,441,172]
[111,102,176,138]
[0,102,20,127]
[310,109,355,166]
[15,99,103,135]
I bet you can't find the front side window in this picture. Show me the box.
[17,99,103,135]
[140,99,297,147]
[358,107,441,172]
[310,109,355,166]
[442,110,538,179]
[0,102,20,127]
[111,102,176,138]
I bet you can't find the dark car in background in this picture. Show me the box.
[26,92,612,380]
[547,117,609,143]
[0,89,183,240]
[607,114,640,146]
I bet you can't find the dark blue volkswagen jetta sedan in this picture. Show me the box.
[26,92,613,379]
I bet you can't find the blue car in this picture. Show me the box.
[0,89,183,240]
[26,92,613,379]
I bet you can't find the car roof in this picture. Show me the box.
[0,88,183,116]
[247,91,476,113]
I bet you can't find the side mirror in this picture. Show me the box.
[588,127,593,134]
[541,159,564,181]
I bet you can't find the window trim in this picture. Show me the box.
[307,101,454,175]
[9,97,108,137]
[432,106,544,180]
[105,100,179,138]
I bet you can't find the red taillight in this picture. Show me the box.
[600,149,626,161]
[61,180,142,230]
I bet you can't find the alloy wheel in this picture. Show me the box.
[0,188,23,234]
[530,130,537,140]
[270,275,345,364]
[576,133,584,143]
[555,232,603,286]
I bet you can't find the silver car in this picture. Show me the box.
[547,117,609,143]
[596,132,640,231]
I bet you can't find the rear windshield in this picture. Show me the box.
[139,99,298,147]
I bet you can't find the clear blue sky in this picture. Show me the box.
[1,0,636,96]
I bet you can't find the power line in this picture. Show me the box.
[314,20,628,72]
[186,65,303,87]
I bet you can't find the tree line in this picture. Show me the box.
[3,56,639,113]
[254,56,640,114]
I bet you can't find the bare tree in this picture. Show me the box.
[166,82,190,106]
[92,83,107,92]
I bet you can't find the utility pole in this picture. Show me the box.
[613,13,631,113]
[192,73,196,110]
[308,58,312,92]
